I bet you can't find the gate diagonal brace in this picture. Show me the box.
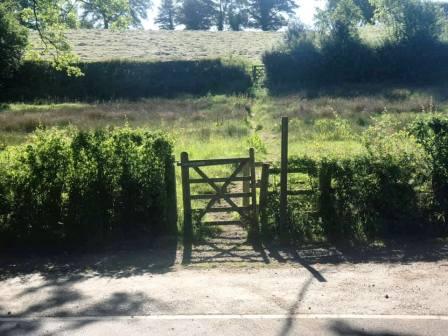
[193,163,252,223]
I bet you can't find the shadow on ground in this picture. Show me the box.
[329,321,418,336]
[0,239,176,334]
[182,224,448,267]
[0,237,178,282]
[0,224,446,335]
[0,289,165,336]
[2,225,448,283]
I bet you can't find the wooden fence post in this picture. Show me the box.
[318,163,334,239]
[166,155,178,235]
[248,148,259,241]
[181,152,193,244]
[259,163,270,237]
[279,116,289,236]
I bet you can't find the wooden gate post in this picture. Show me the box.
[166,155,178,235]
[259,163,270,237]
[248,148,259,241]
[279,116,289,236]
[180,152,193,244]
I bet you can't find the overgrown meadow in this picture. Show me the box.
[1,86,448,246]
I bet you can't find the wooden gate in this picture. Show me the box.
[179,148,259,243]
[252,65,265,86]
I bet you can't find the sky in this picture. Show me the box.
[143,0,327,30]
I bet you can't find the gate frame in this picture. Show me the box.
[179,148,259,244]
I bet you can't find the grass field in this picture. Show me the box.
[1,85,446,162]
[31,30,283,63]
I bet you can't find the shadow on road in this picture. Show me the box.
[329,320,418,336]
[0,288,163,336]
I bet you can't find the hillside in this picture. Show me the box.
[32,30,283,63]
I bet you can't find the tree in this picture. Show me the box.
[371,0,444,43]
[227,0,249,31]
[176,0,216,30]
[439,2,448,17]
[155,0,176,29]
[0,2,29,87]
[316,0,364,37]
[327,0,375,23]
[80,0,151,29]
[214,0,230,30]
[248,0,296,31]
[17,0,81,75]
[129,0,151,27]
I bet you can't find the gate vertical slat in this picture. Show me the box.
[181,152,193,243]
[243,163,250,207]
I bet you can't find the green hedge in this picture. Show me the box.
[0,59,253,102]
[262,115,448,243]
[263,38,448,90]
[0,127,176,248]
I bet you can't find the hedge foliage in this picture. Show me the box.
[263,38,448,90]
[0,59,252,102]
[0,127,175,248]
[262,115,448,243]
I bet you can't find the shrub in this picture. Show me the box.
[0,127,175,248]
[412,115,448,233]
[262,118,436,243]
[0,59,252,102]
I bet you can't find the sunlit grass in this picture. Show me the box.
[2,88,448,164]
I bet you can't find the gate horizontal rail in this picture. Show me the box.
[191,192,252,200]
[189,176,251,184]
[178,158,250,168]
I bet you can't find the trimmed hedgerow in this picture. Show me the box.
[263,38,448,90]
[262,115,448,243]
[0,127,175,248]
[0,59,252,102]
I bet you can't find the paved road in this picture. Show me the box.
[1,314,448,335]
[1,234,447,335]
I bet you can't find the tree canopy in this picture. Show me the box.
[0,2,29,87]
[371,0,444,42]
[80,0,152,29]
[155,0,176,30]
[247,0,296,31]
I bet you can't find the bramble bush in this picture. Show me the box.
[262,115,448,243]
[0,127,175,248]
